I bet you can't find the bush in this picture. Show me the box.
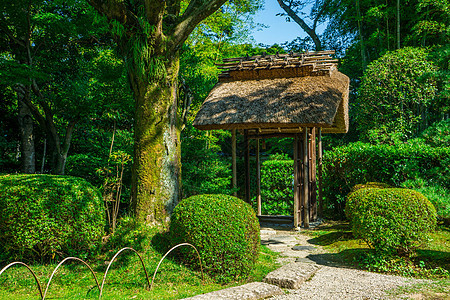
[349,182,392,195]
[253,159,294,215]
[346,188,437,256]
[420,119,450,148]
[402,178,450,221]
[346,182,392,221]
[0,174,105,262]
[170,194,260,283]
[323,142,450,219]
[356,47,437,142]
[181,125,234,197]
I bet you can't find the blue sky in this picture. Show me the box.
[251,0,306,45]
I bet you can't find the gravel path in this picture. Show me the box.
[269,266,422,299]
[261,225,430,300]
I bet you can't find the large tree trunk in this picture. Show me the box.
[130,55,181,224]
[87,0,227,224]
[15,84,36,174]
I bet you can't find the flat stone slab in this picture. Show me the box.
[183,282,284,300]
[292,245,316,251]
[268,236,298,244]
[264,262,321,289]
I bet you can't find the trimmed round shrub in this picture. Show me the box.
[346,182,393,221]
[170,194,260,283]
[349,182,392,195]
[0,174,105,262]
[346,188,437,256]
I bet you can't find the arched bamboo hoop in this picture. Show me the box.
[99,247,150,299]
[42,257,100,300]
[150,243,204,291]
[0,261,43,299]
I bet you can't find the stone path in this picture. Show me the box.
[185,225,431,300]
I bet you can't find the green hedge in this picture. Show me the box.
[170,194,260,283]
[346,188,437,256]
[252,159,294,215]
[0,174,105,262]
[323,142,450,219]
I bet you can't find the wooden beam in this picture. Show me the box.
[248,133,298,139]
[310,128,317,221]
[232,129,237,197]
[293,134,300,228]
[256,138,261,215]
[318,128,323,218]
[244,129,250,204]
[303,127,310,228]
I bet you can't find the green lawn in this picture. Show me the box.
[0,222,280,299]
[306,221,450,277]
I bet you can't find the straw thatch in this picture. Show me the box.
[193,66,350,134]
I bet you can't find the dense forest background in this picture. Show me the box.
[1,0,448,222]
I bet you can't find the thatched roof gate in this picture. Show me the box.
[193,50,350,228]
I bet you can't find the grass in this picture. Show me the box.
[303,221,450,298]
[306,221,450,278]
[0,219,280,299]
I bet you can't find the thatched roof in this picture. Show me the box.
[193,51,350,134]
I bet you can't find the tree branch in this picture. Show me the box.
[87,0,139,28]
[277,0,322,50]
[169,0,227,51]
[62,119,78,156]
[0,21,25,47]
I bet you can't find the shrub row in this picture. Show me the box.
[252,159,294,215]
[323,142,450,219]
[0,174,105,262]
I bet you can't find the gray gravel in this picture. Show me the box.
[268,266,424,300]
[261,226,428,300]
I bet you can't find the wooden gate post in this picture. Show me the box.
[293,134,300,228]
[318,128,323,218]
[303,127,310,228]
[244,130,250,203]
[256,138,261,215]
[232,129,237,197]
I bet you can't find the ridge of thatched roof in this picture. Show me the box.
[193,50,350,134]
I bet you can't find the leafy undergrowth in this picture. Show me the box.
[306,221,450,279]
[0,218,280,299]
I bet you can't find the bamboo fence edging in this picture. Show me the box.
[0,243,204,299]
[0,262,43,299]
[43,256,100,300]
[99,247,151,299]
[150,243,204,291]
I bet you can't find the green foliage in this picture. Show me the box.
[181,124,234,197]
[346,188,437,256]
[323,142,450,219]
[420,119,450,147]
[349,182,392,194]
[170,194,260,283]
[356,47,438,142]
[0,174,105,262]
[253,159,294,215]
[402,178,450,220]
